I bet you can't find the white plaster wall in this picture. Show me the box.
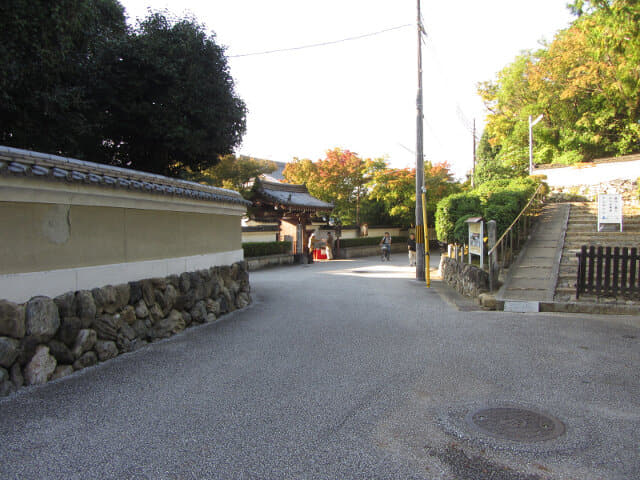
[242,231,278,243]
[0,249,244,303]
[535,160,640,187]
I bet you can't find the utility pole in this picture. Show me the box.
[471,118,476,187]
[415,0,426,282]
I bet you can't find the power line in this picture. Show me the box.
[228,24,412,58]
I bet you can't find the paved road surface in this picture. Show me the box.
[1,256,639,479]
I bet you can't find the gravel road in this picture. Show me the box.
[1,256,638,479]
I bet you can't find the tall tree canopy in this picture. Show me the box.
[0,3,246,176]
[477,0,640,181]
[0,0,127,155]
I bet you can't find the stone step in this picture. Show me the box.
[501,288,548,301]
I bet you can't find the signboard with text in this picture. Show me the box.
[598,194,623,232]
[466,217,484,268]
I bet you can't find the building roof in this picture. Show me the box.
[254,179,333,212]
[0,145,250,206]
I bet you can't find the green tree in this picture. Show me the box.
[95,12,246,175]
[0,0,127,156]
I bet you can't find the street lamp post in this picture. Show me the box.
[529,114,543,175]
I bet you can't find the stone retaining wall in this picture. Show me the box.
[0,261,250,397]
[439,256,489,298]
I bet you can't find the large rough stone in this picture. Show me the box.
[206,313,217,323]
[51,365,74,380]
[47,339,75,365]
[142,280,156,307]
[92,314,123,341]
[190,273,206,301]
[236,292,251,310]
[17,336,39,366]
[92,285,118,314]
[74,291,96,327]
[152,310,185,338]
[135,300,149,319]
[121,305,136,325]
[0,336,20,368]
[151,277,167,290]
[114,284,131,311]
[72,329,97,358]
[25,296,60,342]
[73,351,97,370]
[190,301,207,324]
[56,316,83,347]
[157,284,178,315]
[182,311,192,327]
[119,323,136,341]
[132,319,149,339]
[24,345,57,385]
[205,299,220,316]
[10,363,23,387]
[167,274,180,289]
[54,292,75,319]
[95,340,118,361]
[0,300,25,339]
[174,291,195,311]
[148,304,163,323]
[129,281,143,304]
[0,368,14,397]
[179,272,191,293]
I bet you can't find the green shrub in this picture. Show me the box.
[435,192,482,243]
[242,241,292,258]
[435,177,544,244]
[339,236,407,248]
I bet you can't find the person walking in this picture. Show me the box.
[325,232,334,260]
[379,232,392,261]
[307,231,317,263]
[407,233,417,266]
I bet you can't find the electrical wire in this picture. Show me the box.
[228,24,412,58]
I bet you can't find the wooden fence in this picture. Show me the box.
[576,246,640,299]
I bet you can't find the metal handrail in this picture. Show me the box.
[488,183,544,257]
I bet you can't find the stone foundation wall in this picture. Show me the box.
[549,178,638,204]
[439,256,489,298]
[0,261,250,397]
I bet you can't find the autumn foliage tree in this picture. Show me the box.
[283,148,385,223]
[477,0,640,179]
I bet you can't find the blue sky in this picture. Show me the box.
[120,1,575,178]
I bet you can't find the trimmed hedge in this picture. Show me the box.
[339,236,408,248]
[242,241,292,258]
[435,177,542,244]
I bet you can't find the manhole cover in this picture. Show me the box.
[467,407,565,442]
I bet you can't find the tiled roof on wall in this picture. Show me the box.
[0,145,250,206]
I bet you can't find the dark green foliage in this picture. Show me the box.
[95,13,246,175]
[435,178,540,243]
[242,242,292,258]
[435,193,482,244]
[0,4,246,176]
[0,0,127,155]
[339,236,407,248]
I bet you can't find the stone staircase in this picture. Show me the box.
[554,202,640,302]
[497,203,569,311]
